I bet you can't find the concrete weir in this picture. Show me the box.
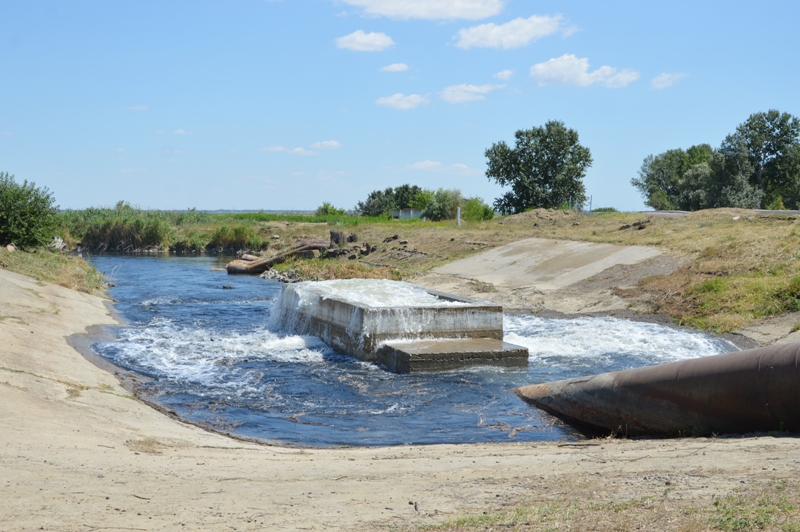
[270,279,529,373]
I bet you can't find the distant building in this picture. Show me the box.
[391,208,422,219]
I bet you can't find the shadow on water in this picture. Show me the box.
[87,254,738,447]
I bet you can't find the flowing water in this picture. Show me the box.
[90,255,738,447]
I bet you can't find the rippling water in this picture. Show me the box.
[90,255,737,447]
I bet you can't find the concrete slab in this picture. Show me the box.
[433,237,661,291]
[271,281,526,371]
[377,338,529,373]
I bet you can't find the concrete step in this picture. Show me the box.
[376,338,529,373]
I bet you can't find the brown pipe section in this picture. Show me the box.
[226,240,329,275]
[515,342,800,437]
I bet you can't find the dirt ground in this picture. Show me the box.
[2,254,800,530]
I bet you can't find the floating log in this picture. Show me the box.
[515,342,800,437]
[226,240,329,275]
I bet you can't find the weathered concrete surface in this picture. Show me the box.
[516,342,800,437]
[736,311,800,346]
[377,338,528,373]
[271,282,528,370]
[432,237,661,292]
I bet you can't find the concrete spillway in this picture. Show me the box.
[515,342,800,437]
[270,279,528,373]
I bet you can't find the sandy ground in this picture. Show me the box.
[2,262,800,531]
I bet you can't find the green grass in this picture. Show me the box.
[0,247,105,294]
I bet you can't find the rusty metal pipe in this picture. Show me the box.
[515,342,800,437]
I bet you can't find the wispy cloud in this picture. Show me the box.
[439,84,504,103]
[124,105,149,111]
[173,129,193,135]
[375,93,429,110]
[380,62,409,72]
[311,140,341,149]
[455,15,569,49]
[261,145,317,156]
[336,30,395,51]
[493,69,514,80]
[340,0,503,20]
[0,131,13,136]
[409,160,481,174]
[651,72,688,89]
[530,54,640,88]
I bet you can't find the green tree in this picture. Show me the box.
[0,172,59,248]
[485,121,592,214]
[462,197,494,221]
[393,184,422,209]
[722,110,800,205]
[355,188,396,217]
[631,144,714,210]
[409,189,434,211]
[421,189,463,221]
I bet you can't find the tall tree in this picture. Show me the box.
[631,144,713,210]
[722,109,800,206]
[485,121,592,214]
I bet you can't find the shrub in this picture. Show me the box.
[0,172,59,248]
[207,225,262,251]
[422,188,463,221]
[315,202,346,216]
[592,207,618,213]
[462,197,494,221]
[409,189,434,211]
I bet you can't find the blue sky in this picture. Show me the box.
[1,0,798,211]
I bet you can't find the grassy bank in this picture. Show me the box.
[0,247,104,294]
[57,204,398,252]
[421,479,800,532]
[55,205,800,333]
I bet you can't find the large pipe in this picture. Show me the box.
[515,342,800,437]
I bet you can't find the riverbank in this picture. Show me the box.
[2,267,800,531]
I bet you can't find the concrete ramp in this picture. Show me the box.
[434,238,661,291]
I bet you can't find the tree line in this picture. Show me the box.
[632,110,800,210]
[336,184,494,222]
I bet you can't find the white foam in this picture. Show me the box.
[504,315,736,364]
[289,279,468,308]
[105,322,331,394]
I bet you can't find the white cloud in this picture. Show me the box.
[336,30,394,51]
[311,140,341,149]
[287,147,317,156]
[261,145,317,156]
[455,15,566,49]
[530,54,640,88]
[0,131,13,136]
[493,69,513,80]
[439,83,504,103]
[173,129,193,135]
[375,93,429,110]
[409,160,481,174]
[125,105,149,111]
[410,160,442,170]
[651,72,688,89]
[380,62,409,72]
[341,0,503,20]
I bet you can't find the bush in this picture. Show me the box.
[409,189,434,211]
[207,225,262,251]
[592,207,618,212]
[0,172,59,248]
[422,189,463,221]
[315,202,346,216]
[462,197,494,221]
